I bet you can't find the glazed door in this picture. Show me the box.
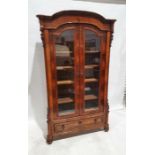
[79,26,106,114]
[51,25,106,117]
[52,27,80,117]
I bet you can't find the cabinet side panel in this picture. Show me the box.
[99,33,106,111]
[103,31,111,131]
[43,29,54,143]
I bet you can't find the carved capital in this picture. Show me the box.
[110,32,114,47]
[40,28,45,48]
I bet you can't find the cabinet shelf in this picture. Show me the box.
[85,50,100,54]
[56,51,72,53]
[56,64,99,70]
[84,94,98,100]
[85,107,99,112]
[58,94,98,105]
[56,50,72,57]
[85,64,99,69]
[57,80,74,85]
[85,78,98,83]
[56,66,73,70]
[59,110,74,116]
[58,97,73,104]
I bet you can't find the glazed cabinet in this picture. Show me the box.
[37,11,115,144]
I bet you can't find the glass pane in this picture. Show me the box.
[84,30,100,111]
[55,30,75,116]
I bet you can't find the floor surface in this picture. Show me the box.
[29,109,125,155]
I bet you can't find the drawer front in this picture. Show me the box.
[54,121,79,133]
[54,117,104,134]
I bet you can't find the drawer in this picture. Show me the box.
[54,121,79,133]
[54,117,103,134]
[82,117,103,125]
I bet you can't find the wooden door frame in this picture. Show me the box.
[50,25,81,119]
[78,24,107,115]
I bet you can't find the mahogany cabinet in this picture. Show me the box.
[37,10,115,144]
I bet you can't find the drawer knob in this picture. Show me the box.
[62,124,65,129]
[94,118,97,123]
[94,118,102,123]
[79,120,82,124]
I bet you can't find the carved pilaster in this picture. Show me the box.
[104,99,109,132]
[110,32,114,47]
[39,28,46,49]
[47,107,53,144]
[47,107,51,123]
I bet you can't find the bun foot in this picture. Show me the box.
[46,136,53,144]
[104,124,109,132]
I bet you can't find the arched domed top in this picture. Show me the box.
[37,10,116,32]
[37,10,115,23]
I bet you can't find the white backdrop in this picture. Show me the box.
[28,0,126,123]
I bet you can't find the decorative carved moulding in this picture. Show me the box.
[37,10,116,31]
